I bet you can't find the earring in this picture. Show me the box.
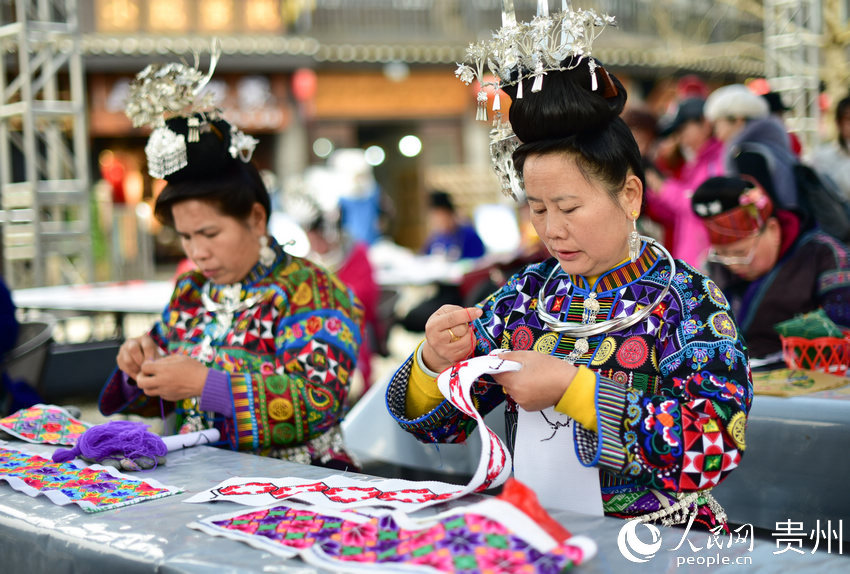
[628,211,641,262]
[259,235,276,267]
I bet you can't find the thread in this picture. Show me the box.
[52,420,167,466]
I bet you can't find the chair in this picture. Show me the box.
[40,339,123,402]
[372,287,400,357]
[1,316,56,393]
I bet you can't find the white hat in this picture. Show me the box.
[704,84,770,122]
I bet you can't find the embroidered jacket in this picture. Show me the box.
[387,243,752,521]
[100,238,364,459]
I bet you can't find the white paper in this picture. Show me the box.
[161,428,220,452]
[514,406,604,515]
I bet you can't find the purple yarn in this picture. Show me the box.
[52,420,167,464]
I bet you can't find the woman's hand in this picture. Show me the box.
[117,335,161,380]
[492,351,578,411]
[135,354,209,402]
[421,305,483,373]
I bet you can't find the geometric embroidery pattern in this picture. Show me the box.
[191,501,594,573]
[0,447,182,513]
[0,404,90,445]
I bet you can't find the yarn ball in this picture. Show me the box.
[52,420,168,470]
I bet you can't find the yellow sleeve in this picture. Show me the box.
[554,365,598,432]
[405,341,446,418]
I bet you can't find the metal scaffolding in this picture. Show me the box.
[0,0,91,288]
[763,0,822,150]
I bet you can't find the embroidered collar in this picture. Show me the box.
[567,241,660,295]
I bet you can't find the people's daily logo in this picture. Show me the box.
[618,519,663,563]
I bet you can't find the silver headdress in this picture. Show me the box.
[125,40,259,179]
[456,1,615,199]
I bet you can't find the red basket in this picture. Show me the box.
[780,334,850,376]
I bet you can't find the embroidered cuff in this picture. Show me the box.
[200,369,233,417]
[574,375,628,472]
[386,355,457,434]
[555,366,598,432]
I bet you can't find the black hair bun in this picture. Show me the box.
[504,58,628,143]
[159,114,240,183]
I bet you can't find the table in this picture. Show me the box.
[13,280,173,330]
[12,280,173,340]
[1,441,846,573]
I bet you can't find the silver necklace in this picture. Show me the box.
[535,236,676,362]
[198,282,260,362]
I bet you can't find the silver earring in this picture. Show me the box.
[259,235,275,267]
[628,215,641,262]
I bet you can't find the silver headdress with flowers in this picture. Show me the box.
[125,40,259,179]
[456,1,615,198]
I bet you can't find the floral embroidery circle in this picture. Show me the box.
[511,326,534,350]
[533,332,558,355]
[616,337,649,369]
[727,411,747,450]
[591,336,617,366]
[709,312,738,340]
[704,278,729,309]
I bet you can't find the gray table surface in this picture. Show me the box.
[713,391,850,535]
[1,441,847,573]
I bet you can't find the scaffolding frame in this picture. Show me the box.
[763,0,821,151]
[0,0,91,288]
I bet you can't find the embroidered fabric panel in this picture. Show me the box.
[190,499,595,573]
[0,447,183,512]
[0,404,90,445]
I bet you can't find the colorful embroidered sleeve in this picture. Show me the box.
[573,263,752,493]
[223,265,363,451]
[385,270,526,443]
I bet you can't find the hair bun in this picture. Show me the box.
[504,58,627,143]
[160,115,239,183]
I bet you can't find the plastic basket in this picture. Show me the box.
[780,333,850,376]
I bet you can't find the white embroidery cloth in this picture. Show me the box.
[186,354,522,511]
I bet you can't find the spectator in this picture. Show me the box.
[399,191,486,332]
[704,84,801,214]
[306,211,380,393]
[0,278,21,415]
[762,91,804,157]
[421,191,485,261]
[808,94,850,200]
[645,98,724,270]
[692,176,850,364]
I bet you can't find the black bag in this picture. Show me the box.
[792,163,850,243]
[733,141,850,242]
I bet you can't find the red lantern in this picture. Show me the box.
[292,68,317,103]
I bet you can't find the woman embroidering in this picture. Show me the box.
[99,53,364,470]
[386,5,751,530]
